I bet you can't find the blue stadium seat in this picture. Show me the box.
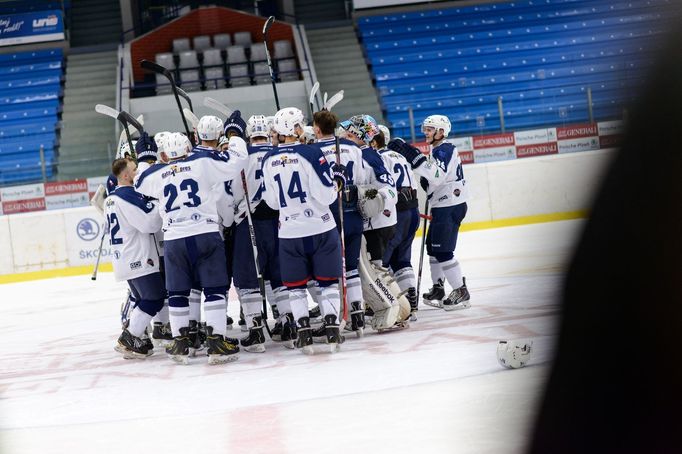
[356,0,671,138]
[0,48,63,185]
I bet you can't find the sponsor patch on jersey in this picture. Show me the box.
[162,165,191,178]
[383,209,391,217]
[304,208,314,218]
[322,213,331,222]
[147,258,154,267]
[271,155,299,167]
[191,213,201,221]
[454,189,461,197]
[114,251,121,260]
[130,261,142,270]
[438,195,448,202]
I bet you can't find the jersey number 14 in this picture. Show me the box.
[273,171,307,208]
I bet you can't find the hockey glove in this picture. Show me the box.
[135,132,158,162]
[331,163,347,191]
[387,138,427,169]
[357,186,384,218]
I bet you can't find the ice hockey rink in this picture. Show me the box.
[0,219,583,454]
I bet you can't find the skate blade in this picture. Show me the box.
[167,354,190,365]
[152,338,172,347]
[422,300,443,309]
[244,344,266,353]
[443,300,471,311]
[312,336,328,344]
[409,313,418,321]
[301,345,315,355]
[240,325,248,333]
[355,327,364,338]
[282,340,296,349]
[208,353,239,365]
[271,335,282,342]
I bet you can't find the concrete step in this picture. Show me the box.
[313,49,364,63]
[308,43,360,56]
[306,26,355,37]
[315,62,369,76]
[68,51,117,62]
[65,67,116,80]
[64,84,117,97]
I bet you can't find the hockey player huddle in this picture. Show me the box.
[99,105,470,365]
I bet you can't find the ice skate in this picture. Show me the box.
[271,320,283,342]
[238,308,247,332]
[206,326,240,365]
[295,316,314,355]
[281,313,298,349]
[188,320,205,357]
[226,315,234,330]
[151,322,173,346]
[165,327,191,365]
[311,322,327,343]
[442,278,471,311]
[422,278,445,308]
[349,301,365,338]
[240,316,266,353]
[324,314,342,353]
[308,304,322,324]
[115,329,153,359]
[407,288,418,321]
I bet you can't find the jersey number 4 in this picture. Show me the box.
[273,171,307,208]
[164,178,202,212]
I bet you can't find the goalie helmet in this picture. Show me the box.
[422,115,452,138]
[339,114,380,144]
[165,132,191,159]
[197,115,224,141]
[378,124,391,142]
[273,107,305,136]
[497,340,533,369]
[116,140,137,159]
[246,114,270,139]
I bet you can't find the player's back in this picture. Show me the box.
[261,142,337,239]
[238,143,276,216]
[429,142,467,207]
[311,137,367,186]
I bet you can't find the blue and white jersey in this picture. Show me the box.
[135,148,247,241]
[106,173,118,197]
[379,147,418,192]
[232,143,276,224]
[134,160,165,255]
[415,142,467,208]
[105,185,162,282]
[358,144,398,231]
[261,142,337,239]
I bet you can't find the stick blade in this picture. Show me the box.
[324,90,344,111]
[203,96,232,117]
[119,111,144,133]
[263,16,275,36]
[95,104,119,119]
[309,81,319,106]
[183,108,199,128]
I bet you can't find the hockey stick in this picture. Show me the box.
[309,81,319,116]
[176,86,193,113]
[95,104,140,161]
[324,90,344,111]
[334,135,349,323]
[183,107,199,129]
[415,198,430,304]
[262,16,280,111]
[91,220,108,280]
[116,114,144,156]
[203,96,233,119]
[240,170,273,338]
[140,59,194,144]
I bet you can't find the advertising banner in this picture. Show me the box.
[0,10,65,47]
[63,207,112,268]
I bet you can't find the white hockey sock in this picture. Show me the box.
[289,289,309,324]
[189,288,202,322]
[429,256,445,284]
[274,286,290,320]
[239,289,262,327]
[265,281,276,306]
[346,270,363,305]
[307,280,321,305]
[168,294,190,337]
[440,258,464,289]
[204,293,227,336]
[319,284,341,320]
[394,267,416,293]
[152,298,169,324]
[128,306,153,337]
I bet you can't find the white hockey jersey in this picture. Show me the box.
[357,144,397,231]
[135,147,247,241]
[134,160,165,256]
[415,141,468,209]
[379,147,418,192]
[261,142,337,239]
[105,185,163,282]
[232,143,277,225]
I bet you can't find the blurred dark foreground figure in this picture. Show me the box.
[527,15,682,454]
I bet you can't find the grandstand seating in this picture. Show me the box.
[0,49,63,185]
[356,0,673,139]
[149,32,298,94]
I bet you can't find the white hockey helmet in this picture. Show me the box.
[378,124,391,142]
[116,140,137,159]
[496,340,533,369]
[246,114,270,139]
[422,114,452,138]
[302,125,316,143]
[273,107,305,136]
[154,131,171,153]
[197,115,224,141]
[165,132,191,159]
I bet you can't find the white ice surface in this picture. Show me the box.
[0,219,583,454]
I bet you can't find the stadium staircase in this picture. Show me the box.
[356,0,678,139]
[306,26,385,124]
[293,0,348,24]
[57,50,118,180]
[69,0,122,48]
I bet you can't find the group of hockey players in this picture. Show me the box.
[95,101,470,365]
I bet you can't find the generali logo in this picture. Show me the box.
[33,15,58,28]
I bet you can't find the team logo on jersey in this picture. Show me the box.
[454,189,461,197]
[114,251,121,260]
[191,213,201,221]
[130,261,142,270]
[147,258,155,267]
[271,155,299,167]
[77,218,100,241]
[322,213,331,222]
[383,209,391,217]
[162,165,191,178]
[304,209,314,218]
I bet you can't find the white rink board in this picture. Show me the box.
[0,219,584,454]
[8,209,68,273]
[0,216,13,274]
